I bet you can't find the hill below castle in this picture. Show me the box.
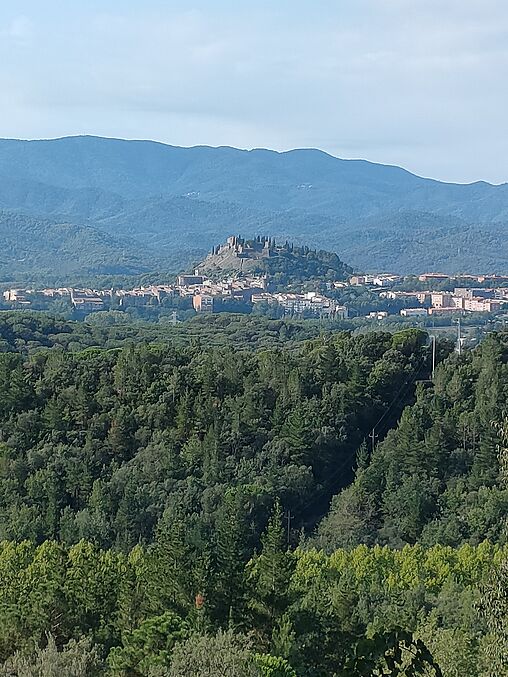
[199,236,352,286]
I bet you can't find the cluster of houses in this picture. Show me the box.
[348,271,508,317]
[250,291,348,319]
[3,267,508,321]
[1,273,348,319]
[381,287,508,316]
[3,286,174,313]
[166,274,347,318]
[416,273,508,284]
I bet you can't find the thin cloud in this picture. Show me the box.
[0,1,506,183]
[1,15,33,45]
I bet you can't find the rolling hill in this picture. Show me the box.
[0,135,507,276]
[0,212,188,283]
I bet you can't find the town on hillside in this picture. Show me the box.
[2,236,508,323]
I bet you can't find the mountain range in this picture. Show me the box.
[0,135,507,280]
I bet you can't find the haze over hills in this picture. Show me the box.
[0,212,181,282]
[0,135,507,277]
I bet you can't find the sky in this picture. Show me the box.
[1,0,507,184]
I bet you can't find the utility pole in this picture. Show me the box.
[370,428,378,455]
[285,511,292,548]
[431,334,436,379]
[457,317,462,355]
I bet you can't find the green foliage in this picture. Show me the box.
[0,311,331,353]
[254,653,297,677]
[0,635,103,677]
[107,611,189,675]
[168,630,259,677]
[0,306,506,675]
[476,421,508,677]
[0,329,429,551]
[0,538,503,675]
[316,330,508,549]
[247,503,296,638]
[342,630,443,676]
[417,618,480,677]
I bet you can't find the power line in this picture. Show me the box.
[295,355,429,517]
[372,356,426,434]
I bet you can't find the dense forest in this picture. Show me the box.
[0,313,506,675]
[316,331,508,549]
[0,312,332,353]
[0,326,433,547]
[0,212,189,282]
[264,245,352,287]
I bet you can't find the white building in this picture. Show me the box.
[400,308,428,317]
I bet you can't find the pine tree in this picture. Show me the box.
[150,507,197,615]
[212,494,249,625]
[247,502,295,640]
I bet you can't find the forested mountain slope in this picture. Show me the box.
[316,330,508,549]
[1,136,508,273]
[0,328,431,547]
[0,317,507,674]
[0,211,182,279]
[2,136,508,218]
[0,536,503,676]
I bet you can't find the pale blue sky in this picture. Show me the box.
[1,0,507,183]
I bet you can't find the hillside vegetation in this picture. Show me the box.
[0,212,186,280]
[0,312,329,352]
[0,328,432,547]
[0,314,507,673]
[316,331,508,549]
[200,239,352,285]
[1,136,508,274]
